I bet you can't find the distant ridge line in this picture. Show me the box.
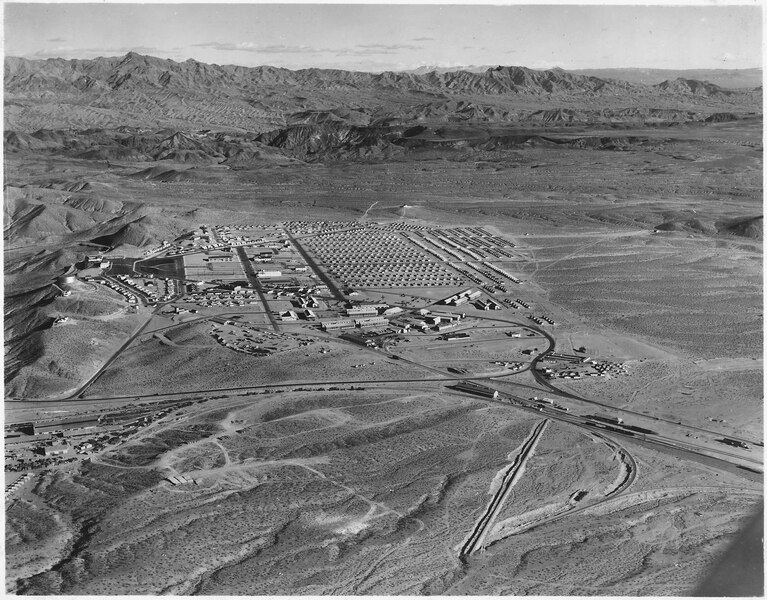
[4,52,761,132]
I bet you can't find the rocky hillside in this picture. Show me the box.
[5,53,761,132]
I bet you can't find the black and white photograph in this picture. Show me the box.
[3,2,763,595]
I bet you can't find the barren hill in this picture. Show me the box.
[4,53,761,132]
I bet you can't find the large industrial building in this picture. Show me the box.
[321,319,356,331]
[354,316,388,328]
[346,306,380,317]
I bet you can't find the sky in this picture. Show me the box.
[4,2,763,72]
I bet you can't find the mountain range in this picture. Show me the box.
[4,52,762,132]
[405,66,762,89]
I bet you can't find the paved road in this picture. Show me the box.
[234,246,280,332]
[284,229,346,302]
[63,304,167,400]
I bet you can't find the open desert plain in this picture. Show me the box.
[3,4,764,596]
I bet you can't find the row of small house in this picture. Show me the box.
[475,261,521,285]
[283,220,363,235]
[99,277,139,304]
[5,473,34,498]
[105,274,179,303]
[452,264,488,288]
[528,314,556,325]
[428,227,516,257]
[413,232,466,262]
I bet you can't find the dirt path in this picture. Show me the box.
[361,200,379,219]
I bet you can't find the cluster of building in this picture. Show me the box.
[210,318,309,355]
[185,287,262,308]
[443,288,482,306]
[302,229,464,288]
[538,353,628,380]
[101,275,179,304]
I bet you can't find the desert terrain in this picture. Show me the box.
[4,54,763,595]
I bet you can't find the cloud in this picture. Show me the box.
[356,43,422,51]
[46,37,66,43]
[526,60,564,70]
[412,37,434,42]
[192,41,323,54]
[25,45,169,59]
[334,43,424,56]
